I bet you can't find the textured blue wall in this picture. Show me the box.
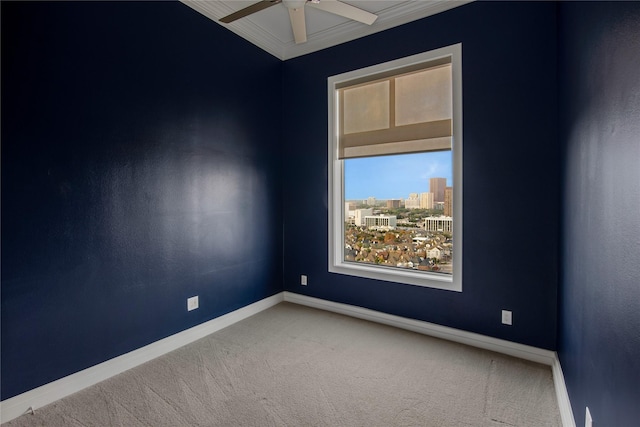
[558,2,640,426]
[282,2,559,350]
[1,2,282,399]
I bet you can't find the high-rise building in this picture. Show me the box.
[405,193,420,209]
[387,199,401,208]
[429,178,447,202]
[420,192,434,209]
[444,187,453,217]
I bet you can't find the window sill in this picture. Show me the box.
[329,261,461,292]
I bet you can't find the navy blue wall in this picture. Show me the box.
[1,1,282,399]
[6,3,638,423]
[282,2,559,350]
[558,2,640,426]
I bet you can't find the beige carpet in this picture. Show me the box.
[4,302,561,426]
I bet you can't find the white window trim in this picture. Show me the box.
[328,43,463,292]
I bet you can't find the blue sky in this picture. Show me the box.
[344,151,452,200]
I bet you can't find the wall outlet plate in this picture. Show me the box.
[301,275,308,286]
[501,310,512,325]
[187,296,199,311]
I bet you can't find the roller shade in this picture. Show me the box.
[338,61,452,159]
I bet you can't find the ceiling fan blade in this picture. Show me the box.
[219,0,282,24]
[307,0,377,25]
[288,7,307,44]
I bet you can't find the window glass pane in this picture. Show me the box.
[395,65,452,126]
[343,81,389,134]
[344,151,453,275]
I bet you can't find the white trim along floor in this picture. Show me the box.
[0,291,576,426]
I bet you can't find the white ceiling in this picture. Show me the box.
[181,0,471,60]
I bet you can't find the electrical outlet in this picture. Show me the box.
[301,275,308,286]
[501,310,512,325]
[585,407,593,427]
[187,296,199,311]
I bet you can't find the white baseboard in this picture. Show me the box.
[283,291,576,427]
[2,291,575,427]
[552,355,577,427]
[284,292,556,365]
[0,292,284,424]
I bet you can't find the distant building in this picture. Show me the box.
[420,192,434,209]
[435,201,444,211]
[345,202,355,223]
[366,196,376,206]
[387,199,401,208]
[427,248,442,259]
[365,214,397,230]
[354,209,373,226]
[430,177,447,202]
[405,193,420,209]
[424,216,453,233]
[444,187,453,217]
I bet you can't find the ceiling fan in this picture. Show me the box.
[219,0,378,44]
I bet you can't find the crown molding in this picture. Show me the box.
[182,0,288,59]
[282,0,471,59]
[181,0,472,61]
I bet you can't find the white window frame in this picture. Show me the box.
[328,43,463,292]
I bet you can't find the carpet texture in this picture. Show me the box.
[4,302,562,426]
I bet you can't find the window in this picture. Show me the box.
[328,44,462,291]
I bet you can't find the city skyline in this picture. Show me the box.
[344,151,453,200]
